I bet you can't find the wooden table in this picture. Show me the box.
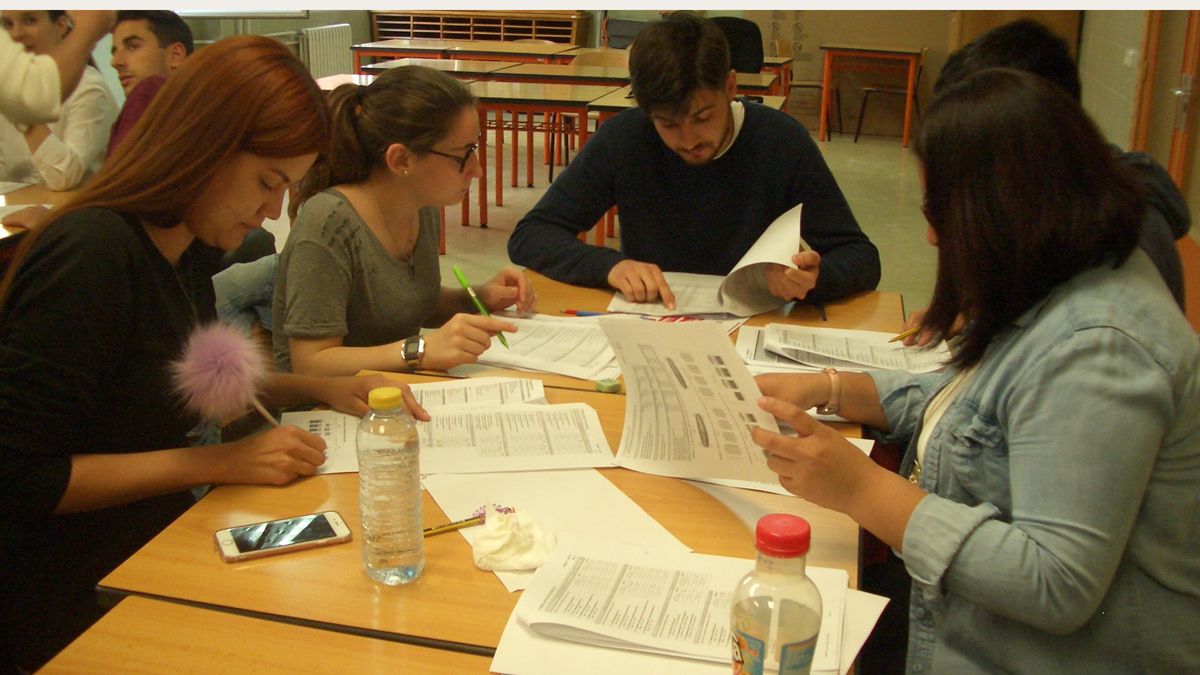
[818,43,923,147]
[763,54,794,94]
[466,81,619,224]
[735,71,779,96]
[361,57,520,79]
[314,72,374,91]
[42,596,492,673]
[491,62,630,88]
[587,85,788,120]
[99,382,827,655]
[352,38,461,71]
[448,40,577,64]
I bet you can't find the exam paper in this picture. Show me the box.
[406,376,546,407]
[492,578,887,675]
[423,471,689,592]
[282,403,615,475]
[763,324,950,373]
[606,203,806,317]
[513,539,847,671]
[736,326,824,373]
[599,318,786,494]
[477,315,620,380]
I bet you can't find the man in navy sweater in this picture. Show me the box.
[507,11,880,310]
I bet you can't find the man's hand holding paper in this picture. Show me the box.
[764,249,821,301]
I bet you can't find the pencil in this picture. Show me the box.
[889,326,921,343]
[451,265,509,348]
[423,515,484,538]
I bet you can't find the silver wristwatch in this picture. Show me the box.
[402,335,425,371]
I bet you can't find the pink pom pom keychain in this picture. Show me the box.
[172,322,279,426]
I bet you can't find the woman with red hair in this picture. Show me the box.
[0,36,424,671]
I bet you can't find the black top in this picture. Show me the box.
[508,101,881,304]
[0,208,221,670]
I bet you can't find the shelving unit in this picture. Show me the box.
[371,11,590,45]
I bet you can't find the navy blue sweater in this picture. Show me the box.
[508,101,880,303]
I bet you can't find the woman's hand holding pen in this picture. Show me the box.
[423,314,516,370]
[607,259,677,309]
[765,250,821,301]
[476,266,536,314]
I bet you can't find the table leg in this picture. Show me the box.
[494,109,504,208]
[819,51,834,142]
[510,108,518,189]
[526,112,534,187]
[477,108,488,227]
[901,56,917,148]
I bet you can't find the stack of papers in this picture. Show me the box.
[492,539,885,675]
[763,324,950,373]
[475,315,621,380]
[280,377,614,475]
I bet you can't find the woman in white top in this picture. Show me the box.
[0,10,116,190]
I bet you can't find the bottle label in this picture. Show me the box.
[731,629,817,675]
[732,628,765,675]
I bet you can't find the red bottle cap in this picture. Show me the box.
[755,514,811,558]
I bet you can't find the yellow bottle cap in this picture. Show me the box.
[368,386,404,410]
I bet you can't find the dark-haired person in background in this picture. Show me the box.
[107,9,193,155]
[900,18,1190,344]
[754,68,1199,673]
[509,11,879,311]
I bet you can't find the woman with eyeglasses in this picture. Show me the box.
[752,68,1199,672]
[273,66,534,376]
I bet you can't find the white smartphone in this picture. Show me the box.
[214,511,351,562]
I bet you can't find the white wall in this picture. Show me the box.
[1078,10,1145,149]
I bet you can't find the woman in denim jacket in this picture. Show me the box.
[752,68,1199,674]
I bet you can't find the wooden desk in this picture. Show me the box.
[587,85,788,120]
[2,183,73,207]
[42,596,492,673]
[448,40,577,64]
[735,71,779,96]
[763,54,794,94]
[361,57,520,79]
[818,43,922,148]
[314,72,374,91]
[491,62,630,87]
[99,382,815,656]
[352,38,461,71]
[466,81,619,224]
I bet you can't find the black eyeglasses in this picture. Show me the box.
[426,143,479,172]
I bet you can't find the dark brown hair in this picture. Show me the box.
[628,11,730,118]
[291,65,476,217]
[915,68,1142,368]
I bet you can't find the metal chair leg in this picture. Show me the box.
[854,90,872,143]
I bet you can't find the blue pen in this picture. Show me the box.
[562,309,610,317]
[452,265,509,348]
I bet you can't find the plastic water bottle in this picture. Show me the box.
[356,386,423,585]
[731,514,823,675]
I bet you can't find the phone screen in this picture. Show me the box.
[229,514,337,554]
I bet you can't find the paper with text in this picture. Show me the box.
[515,539,847,671]
[599,318,786,493]
[763,324,950,373]
[407,376,546,407]
[606,203,806,317]
[477,315,620,380]
[423,472,689,592]
[283,403,615,475]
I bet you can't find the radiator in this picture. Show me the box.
[300,23,352,79]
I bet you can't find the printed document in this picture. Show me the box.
[607,203,807,317]
[514,539,847,672]
[763,324,950,373]
[423,471,689,592]
[477,315,619,380]
[598,318,786,493]
[283,403,614,475]
[406,376,546,407]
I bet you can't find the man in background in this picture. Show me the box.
[107,10,192,155]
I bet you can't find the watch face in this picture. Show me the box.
[404,336,423,362]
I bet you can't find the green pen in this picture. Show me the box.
[451,265,510,348]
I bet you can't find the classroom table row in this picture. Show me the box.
[87,274,905,670]
[351,38,793,97]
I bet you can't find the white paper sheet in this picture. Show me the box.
[407,376,546,407]
[423,472,689,592]
[598,318,789,492]
[282,403,615,475]
[492,578,887,675]
[763,324,950,373]
[606,203,806,317]
[476,315,620,380]
[510,539,847,671]
[736,326,825,373]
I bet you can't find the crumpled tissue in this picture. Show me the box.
[472,504,557,571]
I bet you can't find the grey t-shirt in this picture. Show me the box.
[272,189,441,371]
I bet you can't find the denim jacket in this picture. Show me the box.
[869,250,1200,674]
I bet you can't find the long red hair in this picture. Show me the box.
[1,35,330,310]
